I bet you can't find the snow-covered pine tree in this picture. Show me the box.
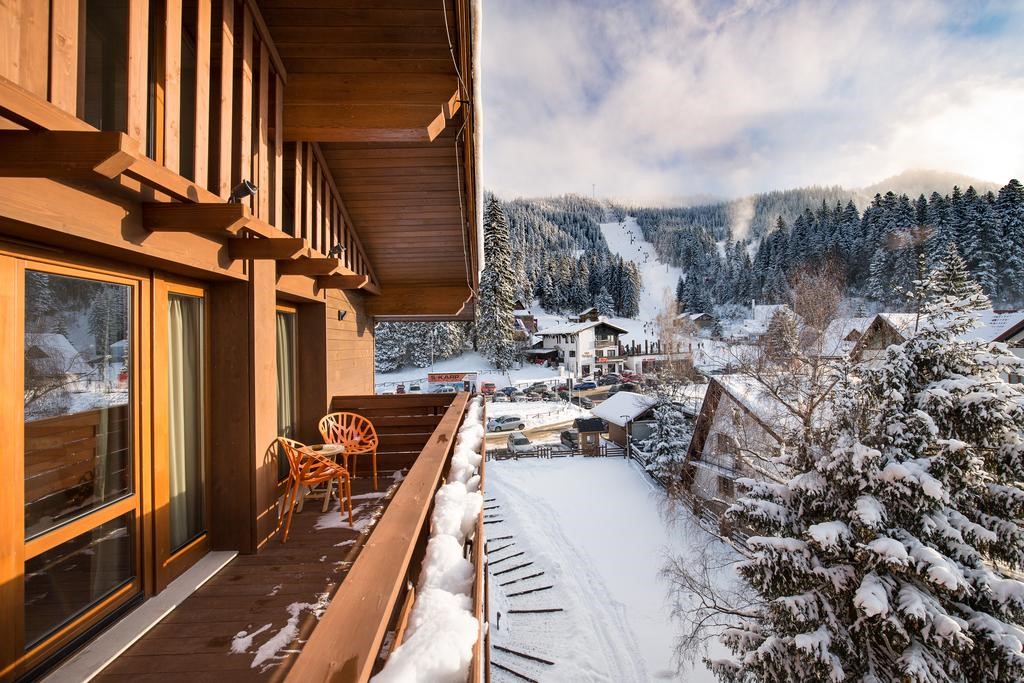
[642,403,693,486]
[594,287,615,317]
[373,322,405,373]
[477,196,517,370]
[713,253,1024,682]
[762,308,799,362]
[997,179,1024,303]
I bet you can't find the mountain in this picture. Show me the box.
[861,169,1001,200]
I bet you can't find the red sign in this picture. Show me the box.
[427,372,472,382]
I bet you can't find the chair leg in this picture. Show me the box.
[372,450,378,490]
[345,474,353,526]
[350,452,358,478]
[322,479,334,513]
[282,479,302,543]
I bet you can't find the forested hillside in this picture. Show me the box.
[635,179,1024,311]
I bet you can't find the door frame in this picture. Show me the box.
[152,275,212,591]
[0,247,150,680]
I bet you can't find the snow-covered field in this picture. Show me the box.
[486,457,736,682]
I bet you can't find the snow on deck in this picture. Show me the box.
[486,457,734,681]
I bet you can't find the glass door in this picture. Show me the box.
[154,281,209,589]
[10,261,144,676]
[275,308,298,482]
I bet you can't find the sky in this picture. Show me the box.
[481,0,1024,202]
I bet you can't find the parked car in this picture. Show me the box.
[606,384,621,396]
[525,392,542,402]
[500,386,518,397]
[506,431,534,455]
[407,384,422,394]
[539,390,557,402]
[527,382,550,393]
[560,429,579,450]
[598,375,619,386]
[575,380,598,391]
[492,394,510,403]
[572,396,594,409]
[508,390,527,402]
[396,384,406,394]
[481,381,497,395]
[487,415,526,432]
[556,383,569,391]
[620,382,639,392]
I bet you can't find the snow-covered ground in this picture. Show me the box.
[486,457,736,682]
[486,400,592,431]
[375,352,563,392]
[599,216,686,345]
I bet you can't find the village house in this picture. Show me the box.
[0,2,485,680]
[535,320,630,377]
[683,375,793,524]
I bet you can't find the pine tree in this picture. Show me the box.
[476,196,517,370]
[642,403,693,484]
[997,179,1024,303]
[714,258,1024,682]
[374,322,404,373]
[594,287,615,317]
[762,308,799,361]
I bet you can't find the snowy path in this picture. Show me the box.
[486,457,732,682]
[599,216,686,345]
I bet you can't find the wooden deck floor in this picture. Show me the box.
[92,468,406,682]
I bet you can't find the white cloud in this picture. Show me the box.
[482,0,1024,200]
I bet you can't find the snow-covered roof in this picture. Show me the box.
[591,391,658,426]
[535,320,630,337]
[25,333,94,376]
[878,313,921,338]
[963,309,1024,343]
[818,317,873,357]
[752,304,789,323]
[715,374,800,437]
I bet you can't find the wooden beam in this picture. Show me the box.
[366,285,472,319]
[49,0,79,115]
[277,257,340,276]
[143,202,250,233]
[0,73,91,131]
[163,0,182,173]
[127,0,149,145]
[0,131,139,178]
[284,104,447,143]
[227,236,305,260]
[215,0,234,198]
[193,0,211,187]
[316,273,367,290]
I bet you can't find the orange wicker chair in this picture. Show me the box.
[319,412,380,490]
[277,437,352,543]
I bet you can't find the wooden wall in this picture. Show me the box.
[325,289,374,397]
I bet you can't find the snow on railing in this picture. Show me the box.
[373,396,486,682]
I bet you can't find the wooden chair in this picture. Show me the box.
[277,437,353,543]
[319,412,380,490]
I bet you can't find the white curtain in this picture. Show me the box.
[276,312,297,481]
[168,294,204,551]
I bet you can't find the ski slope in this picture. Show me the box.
[486,457,735,682]
[600,216,686,345]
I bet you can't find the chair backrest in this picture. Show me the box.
[319,412,379,449]
[276,436,307,478]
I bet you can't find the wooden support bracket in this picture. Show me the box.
[228,237,307,260]
[143,202,251,233]
[0,130,139,179]
[278,257,341,276]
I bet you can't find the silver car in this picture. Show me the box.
[506,431,534,455]
[487,415,525,432]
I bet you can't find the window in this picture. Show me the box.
[718,476,735,499]
[569,350,576,358]
[24,272,133,539]
[276,309,298,481]
[82,0,129,132]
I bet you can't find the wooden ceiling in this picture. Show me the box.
[260,0,477,306]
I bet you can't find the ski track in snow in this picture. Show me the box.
[488,467,649,682]
[599,216,686,344]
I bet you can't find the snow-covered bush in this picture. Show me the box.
[642,403,693,485]
[711,252,1024,681]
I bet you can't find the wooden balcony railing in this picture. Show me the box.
[286,392,487,682]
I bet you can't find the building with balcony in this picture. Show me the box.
[0,1,484,680]
[534,320,630,377]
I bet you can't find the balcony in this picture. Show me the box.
[67,393,485,682]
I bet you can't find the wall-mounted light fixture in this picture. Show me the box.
[327,243,346,259]
[228,180,258,203]
[338,310,347,321]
